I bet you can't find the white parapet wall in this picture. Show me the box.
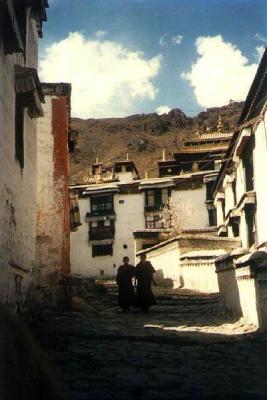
[137,235,240,291]
[142,240,181,288]
[179,250,226,293]
[215,254,263,327]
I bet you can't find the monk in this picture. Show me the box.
[116,256,135,312]
[135,254,156,313]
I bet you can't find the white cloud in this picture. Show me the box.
[181,35,258,108]
[39,32,162,118]
[159,33,168,47]
[95,30,108,39]
[256,45,265,61]
[172,35,183,45]
[156,105,171,115]
[160,33,183,47]
[255,33,267,44]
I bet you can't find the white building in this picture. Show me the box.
[0,1,48,307]
[214,48,267,251]
[70,152,224,279]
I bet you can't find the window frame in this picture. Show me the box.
[15,93,25,169]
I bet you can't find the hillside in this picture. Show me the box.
[69,101,243,184]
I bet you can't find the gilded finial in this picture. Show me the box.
[145,170,149,179]
[217,114,224,133]
[126,153,129,161]
[96,156,99,164]
[162,148,166,161]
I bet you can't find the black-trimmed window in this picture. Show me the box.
[89,220,115,241]
[146,215,163,229]
[15,93,25,168]
[14,0,27,50]
[92,244,113,257]
[231,217,240,238]
[245,204,256,248]
[208,206,217,226]
[145,188,171,210]
[0,0,27,55]
[242,138,255,192]
[91,194,114,215]
[206,181,214,201]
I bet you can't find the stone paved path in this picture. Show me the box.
[33,282,267,400]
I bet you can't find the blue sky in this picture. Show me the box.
[39,0,267,118]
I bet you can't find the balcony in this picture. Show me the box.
[89,227,115,241]
[145,204,164,212]
[86,209,115,218]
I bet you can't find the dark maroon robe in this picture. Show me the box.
[116,264,135,309]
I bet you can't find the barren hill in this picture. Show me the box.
[70,101,243,184]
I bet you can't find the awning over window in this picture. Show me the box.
[0,0,25,54]
[15,65,44,118]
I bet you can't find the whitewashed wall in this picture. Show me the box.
[70,193,145,278]
[254,113,267,246]
[0,15,39,305]
[145,241,181,288]
[180,258,219,293]
[171,186,208,229]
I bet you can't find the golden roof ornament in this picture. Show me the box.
[95,156,99,164]
[162,147,166,161]
[145,170,149,179]
[126,153,129,161]
[217,114,224,133]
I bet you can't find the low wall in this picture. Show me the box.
[236,266,259,326]
[138,235,240,292]
[145,241,181,288]
[216,258,259,326]
[180,257,219,293]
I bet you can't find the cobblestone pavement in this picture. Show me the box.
[34,283,267,400]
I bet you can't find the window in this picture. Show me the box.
[92,244,113,257]
[245,205,256,247]
[15,94,25,168]
[146,215,163,229]
[123,244,128,249]
[242,138,255,192]
[206,181,214,202]
[231,217,240,238]
[0,0,27,55]
[14,0,27,50]
[147,190,155,207]
[91,195,114,214]
[161,188,169,204]
[145,188,171,210]
[208,206,217,226]
[89,220,115,240]
[119,199,124,204]
[233,179,237,205]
